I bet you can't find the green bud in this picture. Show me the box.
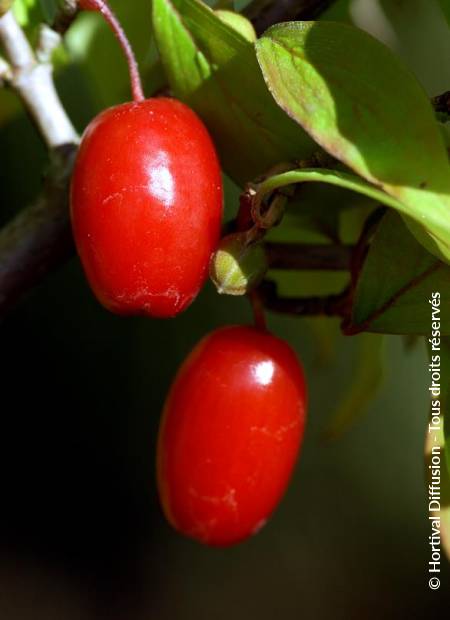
[0,0,13,17]
[210,233,268,296]
[214,10,257,43]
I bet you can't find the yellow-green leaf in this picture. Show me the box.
[256,21,450,263]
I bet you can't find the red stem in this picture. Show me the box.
[78,0,144,103]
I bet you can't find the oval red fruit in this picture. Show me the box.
[157,325,307,547]
[70,98,223,318]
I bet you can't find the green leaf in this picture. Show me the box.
[323,333,385,440]
[260,167,386,254]
[258,165,403,259]
[255,167,413,212]
[12,0,57,25]
[151,0,316,185]
[256,21,450,264]
[255,166,444,252]
[214,9,256,42]
[38,0,57,23]
[13,0,41,26]
[348,212,450,335]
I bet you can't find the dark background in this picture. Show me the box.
[1,0,449,617]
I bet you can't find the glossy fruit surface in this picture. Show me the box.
[70,97,223,318]
[157,325,307,547]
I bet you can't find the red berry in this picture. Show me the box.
[157,325,307,547]
[70,98,223,318]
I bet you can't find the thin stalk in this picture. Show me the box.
[78,0,144,102]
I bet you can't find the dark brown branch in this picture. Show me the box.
[0,9,79,317]
[432,90,450,115]
[265,242,352,271]
[244,0,338,36]
[259,280,350,317]
[432,90,450,123]
[52,0,79,36]
[0,145,76,317]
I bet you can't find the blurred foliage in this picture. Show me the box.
[439,0,450,26]
[323,333,386,439]
[13,0,45,25]
[0,0,13,16]
[1,1,450,616]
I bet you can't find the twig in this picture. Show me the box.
[36,24,62,63]
[0,10,78,148]
[0,145,77,317]
[259,280,350,317]
[0,9,79,315]
[349,207,385,282]
[244,0,338,36]
[265,242,352,271]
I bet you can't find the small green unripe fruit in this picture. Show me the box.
[210,233,268,296]
[215,10,256,42]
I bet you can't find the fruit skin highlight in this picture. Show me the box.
[157,325,307,547]
[70,97,223,318]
